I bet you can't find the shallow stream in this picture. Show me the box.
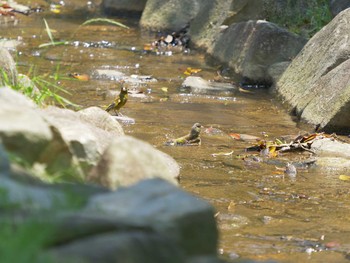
[2,10,350,263]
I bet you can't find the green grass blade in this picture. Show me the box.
[43,18,55,44]
[81,18,129,29]
[38,41,69,48]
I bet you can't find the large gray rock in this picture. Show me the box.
[40,106,124,169]
[140,0,201,31]
[88,136,180,189]
[102,0,147,14]
[50,231,186,263]
[311,138,350,158]
[311,138,350,170]
[209,20,306,84]
[0,87,126,178]
[47,179,219,263]
[275,8,350,133]
[0,172,66,209]
[78,106,124,136]
[189,0,234,50]
[0,87,53,163]
[85,179,218,256]
[0,88,82,176]
[0,88,84,178]
[330,0,350,16]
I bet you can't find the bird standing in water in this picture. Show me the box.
[166,123,203,146]
[105,84,128,116]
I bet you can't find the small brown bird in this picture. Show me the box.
[166,123,203,146]
[105,85,128,116]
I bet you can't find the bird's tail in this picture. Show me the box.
[105,103,115,112]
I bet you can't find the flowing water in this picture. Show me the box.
[2,10,350,263]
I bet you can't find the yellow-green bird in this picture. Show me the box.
[166,123,203,146]
[105,85,128,116]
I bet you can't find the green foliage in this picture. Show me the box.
[0,66,78,108]
[267,0,332,38]
[0,219,55,263]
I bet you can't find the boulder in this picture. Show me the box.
[78,107,124,137]
[49,231,186,263]
[88,136,180,189]
[311,138,350,170]
[209,20,306,84]
[188,0,234,50]
[0,87,53,163]
[40,106,124,169]
[267,61,291,84]
[85,179,218,256]
[0,88,126,178]
[140,0,200,31]
[102,0,147,15]
[0,88,84,178]
[46,179,219,262]
[0,48,17,86]
[275,8,350,133]
[311,138,350,158]
[0,176,219,262]
[330,0,350,16]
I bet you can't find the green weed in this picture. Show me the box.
[0,67,79,108]
[267,0,332,38]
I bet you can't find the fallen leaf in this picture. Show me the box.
[325,241,340,249]
[211,150,234,157]
[339,175,350,181]
[184,67,202,75]
[229,133,241,140]
[69,72,90,81]
[227,201,235,212]
[143,44,153,51]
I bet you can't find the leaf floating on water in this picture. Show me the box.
[227,201,236,212]
[211,150,234,157]
[229,133,241,140]
[339,175,350,181]
[230,133,261,142]
[143,44,153,51]
[50,4,62,13]
[161,87,168,93]
[68,72,90,81]
[184,67,202,76]
[325,241,340,248]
